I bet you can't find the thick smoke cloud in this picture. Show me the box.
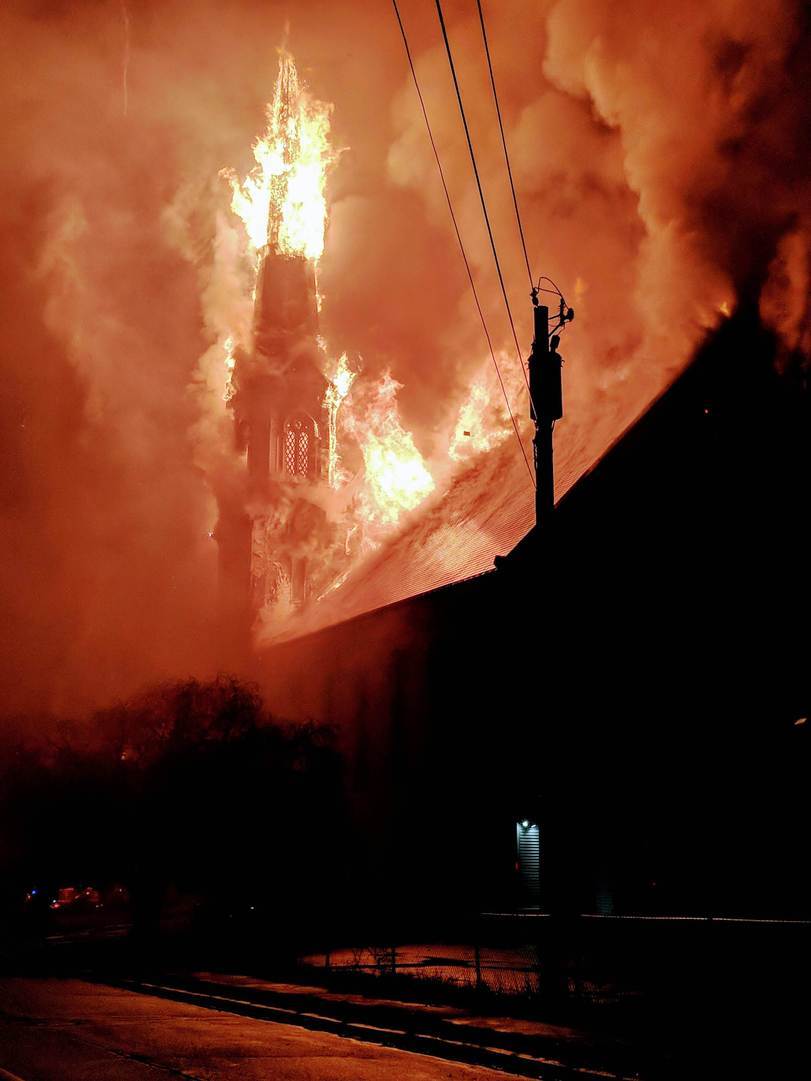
[1,0,808,715]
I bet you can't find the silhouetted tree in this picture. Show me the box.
[0,676,348,959]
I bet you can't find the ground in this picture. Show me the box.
[0,977,518,1080]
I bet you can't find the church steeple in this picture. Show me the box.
[221,245,328,627]
[215,47,337,646]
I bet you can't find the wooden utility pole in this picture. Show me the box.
[527,289,573,1002]
[528,295,565,528]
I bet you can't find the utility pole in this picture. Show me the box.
[527,288,574,1002]
[528,291,571,529]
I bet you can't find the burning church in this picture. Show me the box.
[216,53,336,648]
[205,43,809,926]
[214,49,437,655]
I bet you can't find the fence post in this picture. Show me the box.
[474,941,483,992]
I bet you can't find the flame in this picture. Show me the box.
[343,371,435,528]
[448,360,518,463]
[449,380,511,462]
[223,335,236,403]
[323,352,356,488]
[223,49,335,264]
[220,49,335,402]
[218,47,433,606]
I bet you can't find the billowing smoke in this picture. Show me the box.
[1,0,808,715]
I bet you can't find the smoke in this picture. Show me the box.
[388,0,809,422]
[1,0,808,715]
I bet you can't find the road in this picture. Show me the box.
[0,977,516,1080]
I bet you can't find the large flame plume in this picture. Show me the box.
[343,371,436,529]
[221,47,437,626]
[223,49,335,263]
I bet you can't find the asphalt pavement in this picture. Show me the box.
[0,976,535,1080]
[108,970,638,1080]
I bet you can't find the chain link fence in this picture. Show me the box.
[304,940,542,995]
[301,912,811,1003]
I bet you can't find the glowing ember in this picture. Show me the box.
[344,371,435,528]
[222,49,335,263]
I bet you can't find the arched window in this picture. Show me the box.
[283,414,315,478]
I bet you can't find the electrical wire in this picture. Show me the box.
[475,0,533,290]
[390,0,535,488]
[434,0,538,419]
[537,275,565,299]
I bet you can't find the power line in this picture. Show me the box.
[434,0,536,418]
[475,0,533,289]
[390,0,535,488]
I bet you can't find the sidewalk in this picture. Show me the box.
[107,969,648,1080]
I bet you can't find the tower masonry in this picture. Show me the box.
[219,249,331,640]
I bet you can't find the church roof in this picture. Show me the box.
[263,301,809,646]
[269,360,670,639]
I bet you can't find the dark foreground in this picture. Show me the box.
[0,977,520,1081]
[1,960,809,1080]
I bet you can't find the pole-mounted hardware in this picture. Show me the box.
[527,284,573,528]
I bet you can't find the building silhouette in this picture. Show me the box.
[252,301,809,926]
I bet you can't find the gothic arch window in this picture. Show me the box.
[283,414,316,478]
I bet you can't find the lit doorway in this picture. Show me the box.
[516,819,541,909]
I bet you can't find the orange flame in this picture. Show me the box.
[343,371,435,528]
[323,351,356,489]
[222,335,236,403]
[220,49,434,558]
[220,49,336,401]
[448,360,517,463]
[223,49,335,263]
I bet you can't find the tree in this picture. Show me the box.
[0,676,348,961]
